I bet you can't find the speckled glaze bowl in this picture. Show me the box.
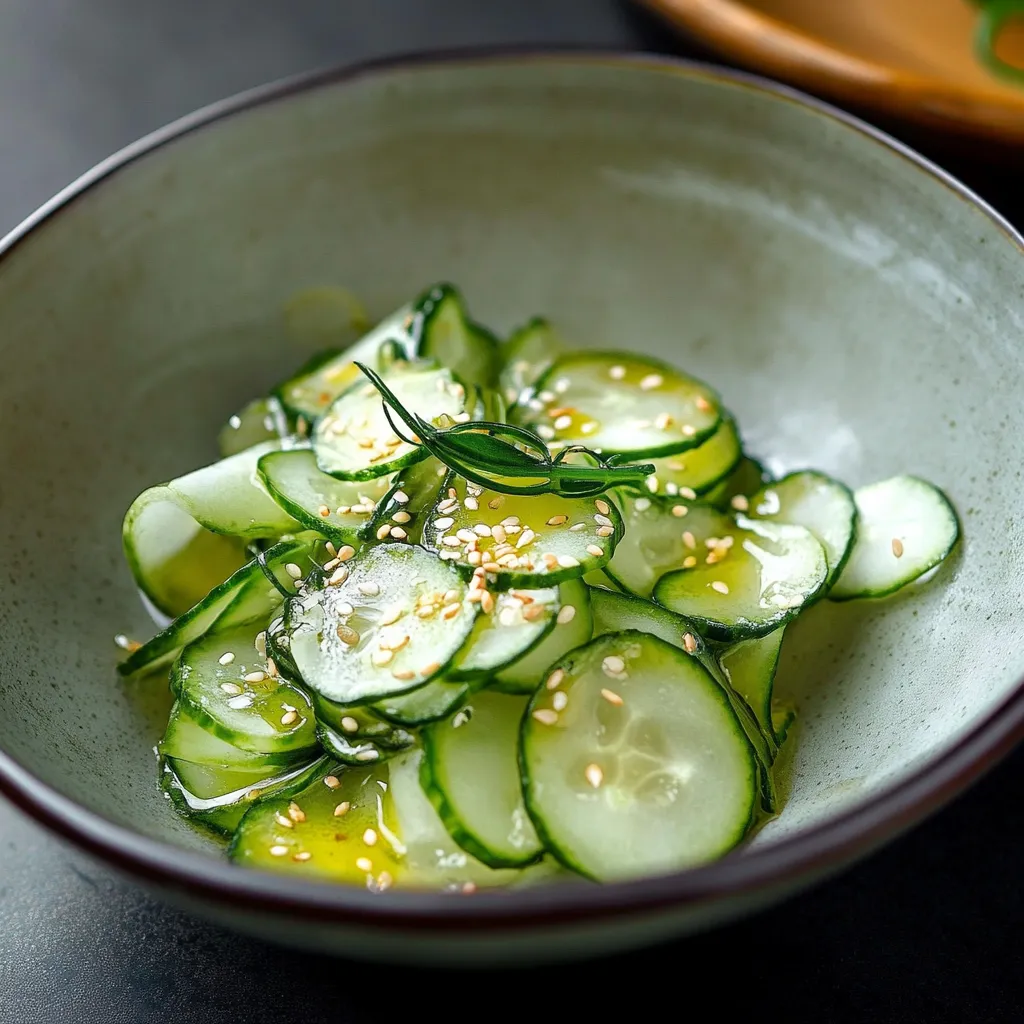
[0,52,1022,967]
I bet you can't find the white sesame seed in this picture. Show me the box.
[537,424,555,440]
[281,710,299,726]
[355,750,379,762]
[329,566,350,586]
[546,668,565,690]
[672,505,688,517]
[392,510,411,525]
[602,655,626,676]
[376,524,392,540]
[293,851,312,862]
[464,496,479,511]
[269,845,289,857]
[218,652,235,666]
[679,487,697,500]
[356,857,373,872]
[557,605,576,625]
[683,555,698,568]
[585,764,604,788]
[341,716,360,733]
[389,526,408,540]
[682,424,697,437]
[730,495,750,511]
[285,563,303,579]
[594,514,613,528]
[318,504,331,518]
[441,536,463,548]
[442,603,461,619]
[358,582,380,597]
[635,497,651,512]
[601,688,623,706]
[580,421,599,435]
[515,529,536,549]
[646,476,659,494]
[654,412,674,430]
[639,373,663,390]
[711,581,730,594]
[596,526,614,538]
[363,828,378,846]
[254,632,267,657]
[609,365,626,380]
[683,633,698,654]
[288,802,306,823]
[473,523,492,537]
[338,545,356,562]
[220,682,243,695]
[499,606,518,627]
[456,528,476,544]
[552,691,568,712]
[244,671,267,683]
[594,499,610,515]
[532,709,559,725]
[557,555,580,568]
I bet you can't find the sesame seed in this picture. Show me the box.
[585,763,604,788]
[363,828,378,847]
[355,750,379,762]
[244,671,266,683]
[441,536,463,548]
[285,563,303,579]
[288,802,306,823]
[546,668,565,689]
[473,523,492,537]
[379,606,403,626]
[336,505,352,516]
[586,544,604,558]
[655,412,674,430]
[442,603,461,619]
[392,490,410,505]
[532,709,559,725]
[546,514,569,526]
[516,529,536,549]
[488,496,504,509]
[269,845,289,857]
[499,606,518,627]
[491,525,507,545]
[455,528,476,544]
[594,514,613,528]
[523,604,546,621]
[220,682,243,696]
[557,555,580,568]
[682,425,697,437]
[671,505,688,517]
[683,633,698,654]
[711,581,730,595]
[646,477,659,494]
[543,553,559,570]
[557,605,576,625]
[730,494,750,511]
[255,632,267,657]
[580,420,599,436]
[334,802,350,816]
[356,857,373,872]
[635,498,651,512]
[338,545,356,561]
[467,590,484,603]
[393,668,415,680]
[328,565,350,586]
[679,487,697,500]
[695,395,713,412]
[464,496,479,511]
[421,661,442,677]
[683,531,696,549]
[480,592,494,614]
[392,510,411,524]
[323,558,341,572]
[683,556,698,568]
[358,582,380,597]
[569,523,587,532]
[553,414,572,430]
[596,526,615,537]
[218,652,235,666]
[341,716,360,733]
[609,365,626,380]
[324,776,341,789]
[601,688,623,706]
[376,524,392,540]
[602,655,626,676]
[281,710,299,726]
[371,649,394,667]
[336,601,355,616]
[318,504,331,518]
[595,499,611,515]
[293,852,312,862]
[639,373,663,390]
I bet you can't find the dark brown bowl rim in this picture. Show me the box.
[0,47,1022,934]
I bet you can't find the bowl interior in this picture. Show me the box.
[0,55,1020,864]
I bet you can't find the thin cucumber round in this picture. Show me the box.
[285,543,479,706]
[313,362,467,481]
[639,414,742,499]
[218,397,285,458]
[516,351,722,458]
[422,474,623,589]
[173,621,318,756]
[494,579,592,693]
[370,676,476,727]
[257,448,392,544]
[521,631,757,881]
[749,471,857,590]
[719,628,788,747]
[704,456,769,510]
[653,515,829,642]
[412,283,500,388]
[829,475,959,601]
[421,691,544,868]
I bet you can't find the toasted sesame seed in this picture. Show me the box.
[355,750,379,762]
[557,555,580,568]
[892,537,905,558]
[357,437,375,449]
[683,633,698,654]
[671,505,688,517]
[523,604,546,621]
[392,669,416,681]
[244,671,267,683]
[329,565,350,586]
[683,555,698,568]
[609,365,626,380]
[586,544,604,558]
[601,688,624,706]
[324,776,341,789]
[585,763,604,788]
[336,505,352,516]
[487,496,503,510]
[420,661,442,677]
[533,709,559,725]
[338,545,356,562]
[655,412,674,430]
[730,494,750,512]
[546,514,569,526]
[557,605,577,625]
[220,682,243,695]
[358,582,380,597]
[376,524,392,540]
[269,845,289,857]
[602,655,626,676]
[594,499,611,516]
[467,590,484,603]
[596,526,615,538]
[317,504,331,518]
[482,561,501,573]
[334,802,351,816]
[323,557,341,572]
[442,603,461,620]
[516,529,536,549]
[285,563,303,579]
[543,553,559,570]
[293,851,312,862]
[683,531,696,549]
[639,373,663,390]
[281,710,299,726]
[546,668,565,689]
[218,652,235,666]
[480,592,494,615]
[288,802,306,823]
[711,581,730,595]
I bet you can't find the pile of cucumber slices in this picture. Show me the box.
[120,283,960,889]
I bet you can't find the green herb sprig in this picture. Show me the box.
[356,362,653,497]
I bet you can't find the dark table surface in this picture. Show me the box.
[0,2,1021,1021]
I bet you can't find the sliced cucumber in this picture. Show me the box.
[499,317,564,404]
[422,474,622,589]
[371,676,476,727]
[719,628,787,747]
[273,303,415,424]
[450,587,559,680]
[360,455,447,546]
[173,621,318,756]
[639,414,742,499]
[521,631,757,881]
[312,696,415,749]
[162,755,327,835]
[285,543,479,706]
[494,579,592,693]
[257,448,391,543]
[313,361,467,481]
[122,442,300,617]
[421,691,543,868]
[160,702,304,769]
[749,471,857,589]
[704,456,768,510]
[829,475,959,601]
[653,515,828,642]
[412,283,500,388]
[229,760,406,887]
[218,397,285,458]
[317,723,394,766]
[515,351,721,458]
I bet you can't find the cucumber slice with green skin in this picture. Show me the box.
[229,760,406,887]
[257,448,392,544]
[515,351,722,459]
[639,414,742,499]
[719,628,787,747]
[388,751,548,890]
[313,362,467,481]
[312,695,415,749]
[412,283,500,389]
[371,676,477,727]
[162,755,328,836]
[360,455,447,546]
[285,543,479,706]
[829,475,959,601]
[494,579,592,693]
[449,587,559,680]
[749,471,857,590]
[316,723,395,766]
[521,631,757,881]
[605,492,733,600]
[421,691,544,869]
[273,304,415,424]
[653,515,828,642]
[422,474,623,589]
[172,622,318,756]
[218,397,285,458]
[160,702,304,769]
[704,456,769,511]
[499,317,564,405]
[122,441,300,618]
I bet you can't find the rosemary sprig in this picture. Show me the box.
[356,362,653,497]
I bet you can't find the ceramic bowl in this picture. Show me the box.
[0,52,1022,967]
